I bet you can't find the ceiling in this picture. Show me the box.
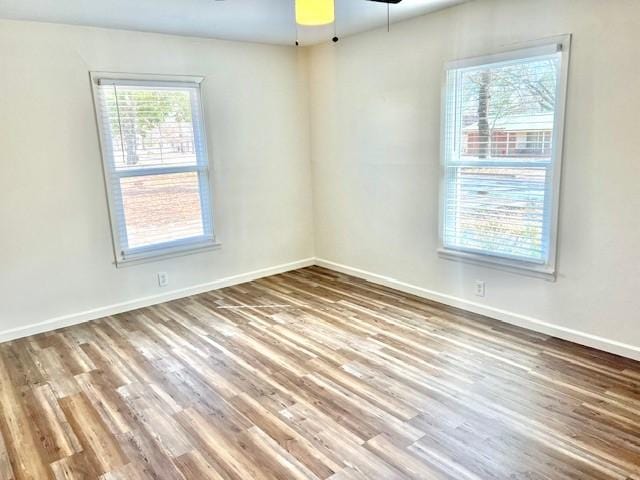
[0,0,468,46]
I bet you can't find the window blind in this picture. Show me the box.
[442,44,566,268]
[93,77,214,262]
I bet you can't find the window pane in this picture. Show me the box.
[444,166,547,261]
[119,172,205,249]
[456,56,559,163]
[100,86,200,170]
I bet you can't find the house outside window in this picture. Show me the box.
[462,113,554,157]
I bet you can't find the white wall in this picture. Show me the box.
[0,20,314,337]
[309,0,640,358]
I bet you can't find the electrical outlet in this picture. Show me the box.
[158,272,169,288]
[475,280,485,297]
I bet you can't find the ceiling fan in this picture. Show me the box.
[214,0,403,44]
[295,0,403,44]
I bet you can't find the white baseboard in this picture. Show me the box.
[4,256,639,362]
[0,258,315,344]
[315,258,640,362]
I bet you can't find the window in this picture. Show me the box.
[440,37,570,278]
[91,74,216,265]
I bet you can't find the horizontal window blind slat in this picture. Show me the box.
[98,78,201,89]
[109,165,206,178]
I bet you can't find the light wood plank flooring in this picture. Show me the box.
[0,266,639,479]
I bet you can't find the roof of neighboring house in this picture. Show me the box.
[463,113,554,132]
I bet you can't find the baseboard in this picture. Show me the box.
[5,256,639,362]
[315,258,640,362]
[0,258,315,344]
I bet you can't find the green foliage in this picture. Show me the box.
[104,88,193,165]
[128,90,192,138]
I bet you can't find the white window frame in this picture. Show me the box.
[438,35,571,280]
[90,72,219,266]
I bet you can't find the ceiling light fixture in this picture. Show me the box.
[295,0,335,26]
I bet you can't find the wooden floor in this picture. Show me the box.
[1,267,639,480]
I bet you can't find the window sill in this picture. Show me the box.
[437,248,556,281]
[115,241,222,268]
